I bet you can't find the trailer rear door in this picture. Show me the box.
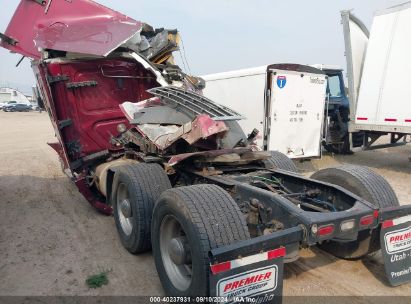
[267,65,327,158]
[202,67,268,147]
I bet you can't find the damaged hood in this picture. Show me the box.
[0,0,142,59]
[118,86,248,153]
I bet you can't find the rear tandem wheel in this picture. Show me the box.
[112,163,171,253]
[151,184,250,296]
[311,164,399,259]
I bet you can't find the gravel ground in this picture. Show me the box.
[0,111,410,299]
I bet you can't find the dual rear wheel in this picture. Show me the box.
[112,163,171,253]
[152,185,250,295]
[111,163,250,296]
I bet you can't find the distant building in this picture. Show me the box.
[0,87,32,106]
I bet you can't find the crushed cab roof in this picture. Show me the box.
[0,0,142,59]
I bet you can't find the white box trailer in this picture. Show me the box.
[342,2,411,147]
[0,87,31,105]
[202,64,327,159]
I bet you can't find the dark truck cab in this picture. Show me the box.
[312,65,363,154]
[1,1,411,302]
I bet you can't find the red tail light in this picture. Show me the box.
[382,220,394,228]
[360,215,374,226]
[373,210,379,219]
[210,261,231,275]
[267,247,286,260]
[318,225,334,236]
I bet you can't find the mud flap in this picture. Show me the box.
[209,250,284,303]
[380,215,411,286]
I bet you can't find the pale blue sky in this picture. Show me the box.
[0,0,406,93]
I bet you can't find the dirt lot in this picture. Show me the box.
[0,111,410,298]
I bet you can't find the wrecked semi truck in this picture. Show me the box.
[2,0,411,302]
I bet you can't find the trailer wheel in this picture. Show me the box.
[151,184,250,296]
[112,163,171,253]
[262,151,298,173]
[311,164,399,259]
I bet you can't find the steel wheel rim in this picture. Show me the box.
[159,215,192,291]
[116,183,133,236]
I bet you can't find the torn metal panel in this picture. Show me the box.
[132,106,192,125]
[135,114,228,150]
[140,29,180,64]
[1,0,141,59]
[119,98,162,120]
[36,20,141,57]
[123,24,180,65]
[136,124,181,149]
[129,52,170,87]
[119,88,248,151]
[182,114,228,144]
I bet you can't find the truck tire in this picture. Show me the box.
[151,184,250,296]
[311,164,399,259]
[262,151,298,173]
[112,163,171,254]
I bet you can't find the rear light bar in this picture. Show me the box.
[318,224,334,236]
[357,117,368,121]
[210,247,286,275]
[384,118,397,122]
[360,215,374,226]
